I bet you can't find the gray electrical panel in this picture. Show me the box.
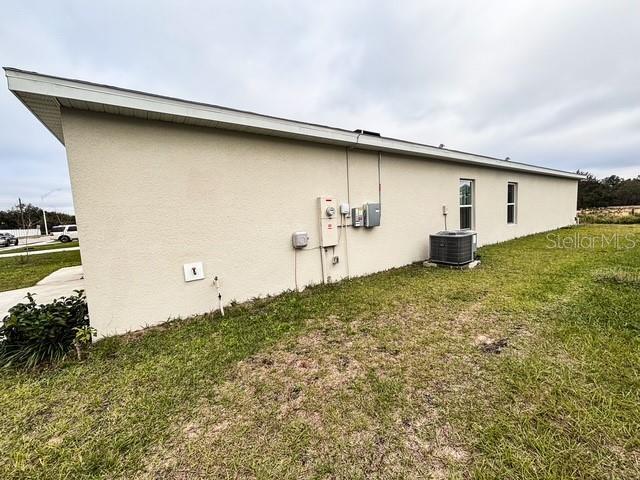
[363,203,381,228]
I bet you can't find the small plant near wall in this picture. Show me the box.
[0,290,89,369]
[73,325,97,361]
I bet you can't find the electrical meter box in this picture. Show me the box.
[363,203,381,228]
[352,207,363,227]
[318,196,339,246]
[318,195,337,219]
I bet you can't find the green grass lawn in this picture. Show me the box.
[0,240,79,256]
[0,250,82,292]
[0,225,638,479]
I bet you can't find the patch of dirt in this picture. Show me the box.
[432,425,469,462]
[45,436,63,447]
[402,417,470,479]
[455,301,484,325]
[474,335,509,354]
[182,422,201,439]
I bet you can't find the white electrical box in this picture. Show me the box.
[340,203,350,215]
[318,196,339,247]
[183,262,205,282]
[292,231,309,249]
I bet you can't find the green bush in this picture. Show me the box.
[0,290,89,369]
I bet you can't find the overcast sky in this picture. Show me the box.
[1,1,639,213]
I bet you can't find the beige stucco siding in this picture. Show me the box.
[61,109,577,336]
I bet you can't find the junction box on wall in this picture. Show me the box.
[363,203,381,228]
[291,231,309,249]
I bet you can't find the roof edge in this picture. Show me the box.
[4,67,585,180]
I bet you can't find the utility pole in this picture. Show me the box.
[18,197,29,258]
[18,198,25,230]
[43,209,48,235]
[41,188,62,236]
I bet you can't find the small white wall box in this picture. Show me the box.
[340,203,350,215]
[183,262,205,282]
[363,203,381,228]
[292,231,309,249]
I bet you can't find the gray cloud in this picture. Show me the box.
[1,0,638,212]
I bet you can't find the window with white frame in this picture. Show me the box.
[507,182,517,224]
[459,179,474,229]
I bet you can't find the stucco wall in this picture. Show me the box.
[61,109,578,336]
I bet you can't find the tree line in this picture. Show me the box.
[577,172,640,209]
[0,202,76,233]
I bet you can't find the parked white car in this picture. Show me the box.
[50,224,78,243]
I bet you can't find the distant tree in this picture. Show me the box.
[615,177,640,206]
[0,203,75,233]
[602,175,623,187]
[577,171,640,209]
[577,171,608,208]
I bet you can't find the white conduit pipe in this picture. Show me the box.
[344,148,351,278]
[213,276,224,316]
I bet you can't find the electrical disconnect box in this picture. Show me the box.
[351,207,363,227]
[363,203,381,228]
[318,196,339,246]
[291,231,309,249]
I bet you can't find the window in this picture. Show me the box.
[459,179,474,229]
[67,226,78,232]
[507,182,517,224]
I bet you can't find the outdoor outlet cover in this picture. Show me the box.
[183,262,205,282]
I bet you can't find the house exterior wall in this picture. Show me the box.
[61,109,578,336]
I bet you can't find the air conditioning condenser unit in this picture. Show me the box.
[429,230,476,266]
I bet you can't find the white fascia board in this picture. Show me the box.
[5,69,357,146]
[355,135,585,179]
[5,68,585,180]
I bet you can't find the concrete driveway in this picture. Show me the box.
[0,266,84,319]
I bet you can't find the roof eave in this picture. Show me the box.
[3,67,585,180]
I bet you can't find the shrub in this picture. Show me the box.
[0,290,89,369]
